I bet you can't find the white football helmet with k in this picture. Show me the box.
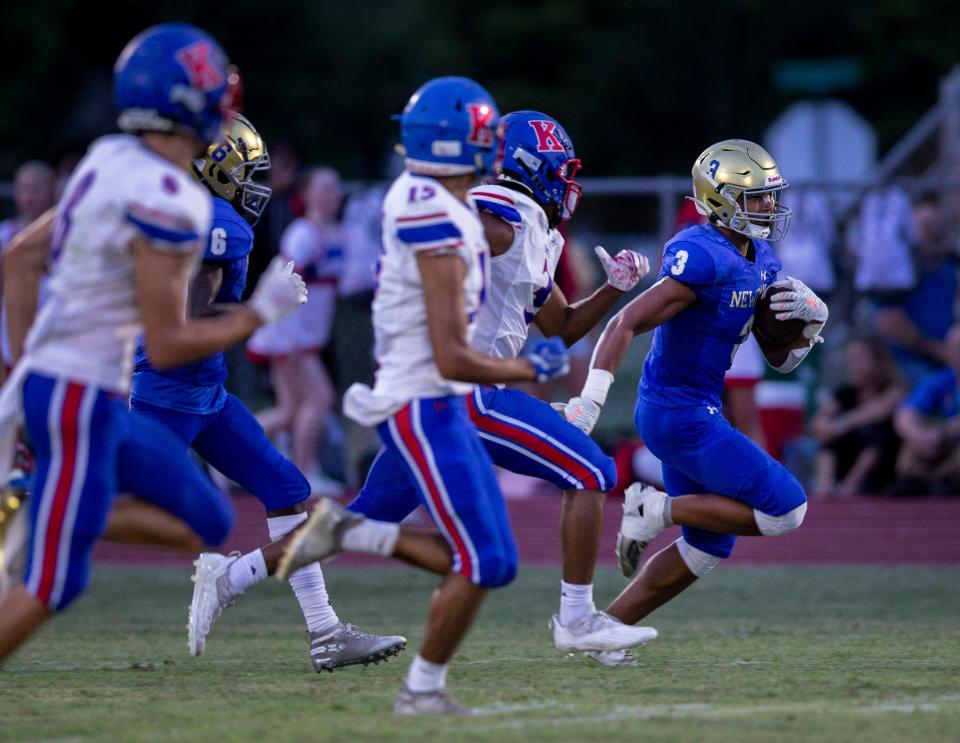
[193,112,271,224]
[689,139,791,241]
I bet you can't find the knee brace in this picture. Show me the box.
[754,501,807,536]
[675,537,722,577]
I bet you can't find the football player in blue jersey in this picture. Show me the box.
[563,140,828,633]
[129,113,406,671]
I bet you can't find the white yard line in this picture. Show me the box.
[469,694,960,729]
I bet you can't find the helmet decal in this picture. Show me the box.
[528,120,566,153]
[466,103,495,147]
[174,41,225,92]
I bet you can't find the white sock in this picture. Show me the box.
[341,519,400,556]
[406,653,449,693]
[559,581,595,626]
[268,513,340,634]
[227,549,267,594]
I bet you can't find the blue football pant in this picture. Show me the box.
[636,399,806,559]
[366,396,518,588]
[350,385,616,522]
[131,393,310,512]
[22,373,233,611]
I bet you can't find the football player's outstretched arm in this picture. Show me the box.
[536,246,650,347]
[564,277,695,434]
[418,251,566,385]
[135,239,304,369]
[592,277,696,373]
[534,282,622,346]
[3,208,55,364]
[536,246,649,346]
[534,245,650,346]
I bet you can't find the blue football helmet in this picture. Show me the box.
[399,76,500,177]
[496,111,582,227]
[114,23,229,144]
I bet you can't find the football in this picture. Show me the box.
[753,290,807,346]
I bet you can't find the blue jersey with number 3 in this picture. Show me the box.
[131,197,254,413]
[638,224,781,409]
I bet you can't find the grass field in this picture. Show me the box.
[2,564,959,742]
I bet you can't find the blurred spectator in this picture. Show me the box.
[247,167,345,495]
[0,160,56,367]
[0,161,55,245]
[873,196,958,384]
[247,141,303,297]
[775,188,836,297]
[849,185,916,296]
[892,323,960,495]
[811,336,906,497]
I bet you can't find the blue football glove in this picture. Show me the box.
[524,337,570,382]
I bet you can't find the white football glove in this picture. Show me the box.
[595,246,650,292]
[563,396,602,435]
[249,258,308,324]
[767,276,828,340]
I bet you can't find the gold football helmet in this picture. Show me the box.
[193,112,271,224]
[689,139,791,241]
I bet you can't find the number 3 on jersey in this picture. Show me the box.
[670,249,688,276]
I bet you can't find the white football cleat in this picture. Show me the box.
[585,648,638,667]
[550,610,658,653]
[617,482,670,577]
[394,685,473,716]
[188,551,240,656]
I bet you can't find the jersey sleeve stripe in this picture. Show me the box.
[397,222,463,245]
[475,199,523,224]
[125,203,200,246]
[472,190,514,204]
[396,211,449,224]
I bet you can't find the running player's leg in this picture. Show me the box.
[630,403,806,539]
[608,463,733,625]
[466,386,652,650]
[116,409,234,547]
[191,394,405,668]
[107,399,209,549]
[1,375,121,662]
[380,399,517,701]
[609,403,804,627]
[278,397,517,700]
